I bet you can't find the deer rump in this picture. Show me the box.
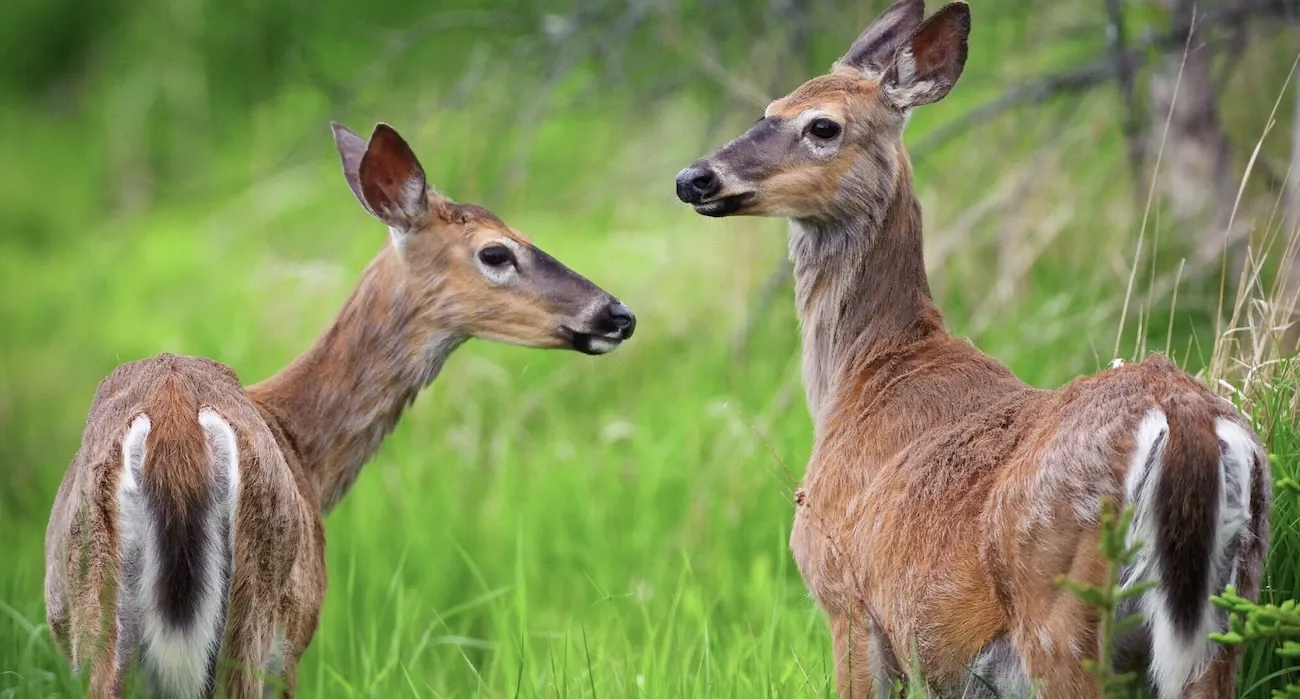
[115,399,240,698]
[47,359,246,699]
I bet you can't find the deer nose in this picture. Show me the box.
[599,301,636,339]
[675,166,721,204]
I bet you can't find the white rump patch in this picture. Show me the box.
[1214,419,1254,561]
[115,415,152,671]
[199,407,240,520]
[1122,410,1168,586]
[1122,410,1256,698]
[1123,410,1205,698]
[127,409,240,699]
[121,415,152,494]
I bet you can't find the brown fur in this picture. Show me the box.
[45,122,632,697]
[676,2,1270,696]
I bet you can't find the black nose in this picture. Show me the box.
[599,301,636,339]
[675,166,721,204]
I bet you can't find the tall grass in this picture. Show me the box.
[2,6,1299,698]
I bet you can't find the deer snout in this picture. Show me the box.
[566,300,636,355]
[675,166,721,204]
[597,301,636,340]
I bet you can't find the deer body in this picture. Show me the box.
[676,2,1269,696]
[45,123,635,698]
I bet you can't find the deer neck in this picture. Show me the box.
[248,247,464,512]
[789,154,945,430]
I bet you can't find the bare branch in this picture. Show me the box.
[910,0,1288,157]
[1105,0,1145,190]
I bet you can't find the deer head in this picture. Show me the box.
[332,122,635,355]
[674,0,969,224]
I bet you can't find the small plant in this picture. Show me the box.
[1212,469,1300,699]
[1055,497,1158,699]
[1273,474,1300,499]
[1211,586,1300,699]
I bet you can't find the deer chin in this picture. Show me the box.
[692,192,755,217]
[570,333,624,355]
[560,327,625,355]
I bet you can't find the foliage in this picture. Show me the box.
[1213,467,1300,699]
[1213,583,1300,699]
[1055,499,1157,698]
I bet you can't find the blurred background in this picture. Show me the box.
[2,0,1299,695]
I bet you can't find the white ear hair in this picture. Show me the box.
[880,2,970,110]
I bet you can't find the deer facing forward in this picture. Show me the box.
[675,1,1269,697]
[44,122,635,698]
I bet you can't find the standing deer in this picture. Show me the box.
[44,121,636,698]
[674,1,1269,697]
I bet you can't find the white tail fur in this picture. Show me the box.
[115,410,239,698]
[1122,410,1254,698]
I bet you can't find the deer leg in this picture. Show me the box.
[257,630,300,699]
[218,610,275,699]
[1013,619,1099,699]
[70,471,127,699]
[81,595,127,699]
[1181,647,1238,699]
[829,606,896,699]
[270,655,299,699]
[85,621,124,699]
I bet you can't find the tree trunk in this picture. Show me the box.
[1148,0,1243,264]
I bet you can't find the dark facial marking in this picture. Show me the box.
[710,116,792,178]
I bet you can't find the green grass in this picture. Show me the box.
[2,16,1300,697]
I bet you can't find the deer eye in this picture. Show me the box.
[808,118,841,140]
[478,245,514,267]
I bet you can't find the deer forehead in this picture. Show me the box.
[461,223,532,248]
[764,73,876,120]
[428,202,534,247]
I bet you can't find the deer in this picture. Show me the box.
[673,1,1269,697]
[44,121,636,698]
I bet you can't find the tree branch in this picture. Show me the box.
[910,0,1287,158]
[1106,0,1145,191]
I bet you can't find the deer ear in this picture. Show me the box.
[882,1,970,110]
[835,0,926,77]
[356,123,430,232]
[331,122,375,217]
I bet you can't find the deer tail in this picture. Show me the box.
[117,383,240,698]
[1122,400,1255,699]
